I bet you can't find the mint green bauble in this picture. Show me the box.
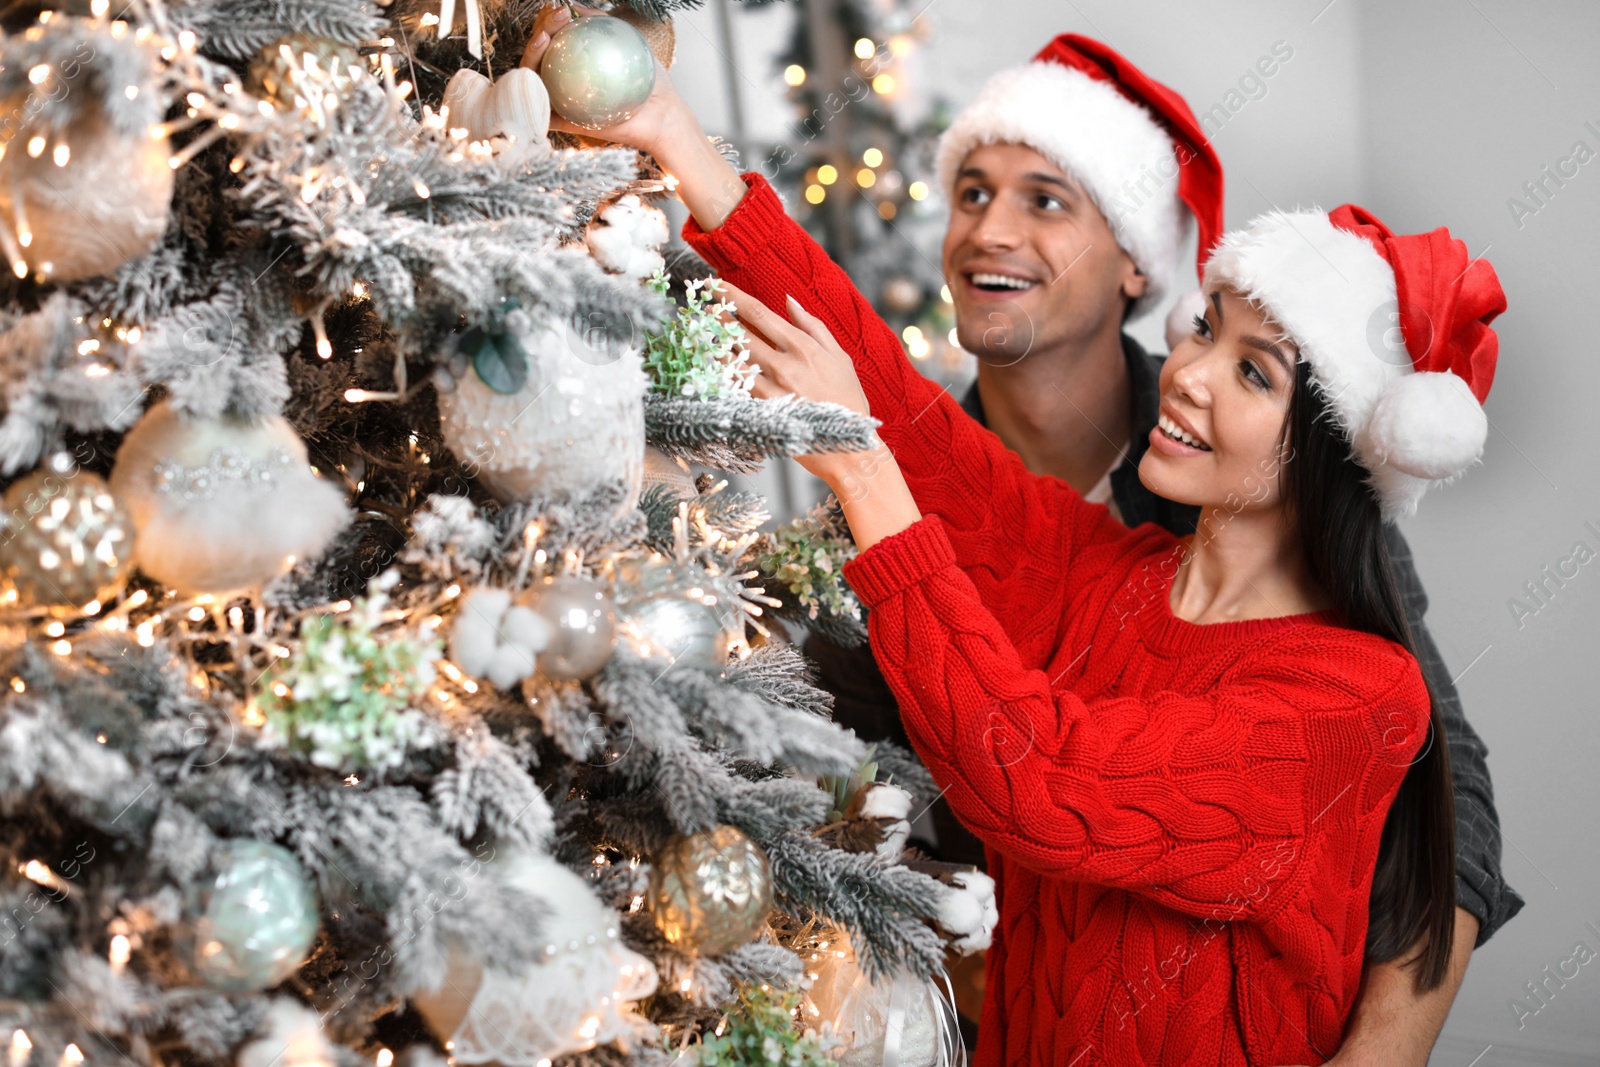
[538,15,656,130]
[190,840,319,991]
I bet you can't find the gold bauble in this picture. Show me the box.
[0,460,134,612]
[248,35,362,110]
[0,102,173,283]
[647,825,772,956]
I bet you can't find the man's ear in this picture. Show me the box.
[1122,258,1150,303]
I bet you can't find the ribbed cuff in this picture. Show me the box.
[680,172,787,267]
[842,516,957,608]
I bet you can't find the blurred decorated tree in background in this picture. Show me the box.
[767,0,966,390]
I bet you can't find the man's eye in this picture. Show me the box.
[1036,195,1065,211]
[961,186,990,205]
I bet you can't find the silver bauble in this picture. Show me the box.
[623,592,738,671]
[189,840,319,992]
[647,825,772,956]
[520,575,617,681]
[0,458,133,612]
[539,16,657,130]
[613,558,744,671]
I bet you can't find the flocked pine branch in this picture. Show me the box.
[645,393,878,472]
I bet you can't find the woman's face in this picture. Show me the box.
[1138,287,1299,516]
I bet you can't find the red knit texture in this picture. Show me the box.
[684,173,1431,1067]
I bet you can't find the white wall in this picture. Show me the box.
[668,3,1600,1060]
[1358,1,1600,1063]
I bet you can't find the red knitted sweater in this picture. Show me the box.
[684,174,1431,1067]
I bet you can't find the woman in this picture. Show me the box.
[523,11,1505,1064]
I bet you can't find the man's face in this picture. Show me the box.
[941,143,1147,366]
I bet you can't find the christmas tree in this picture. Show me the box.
[0,2,993,1066]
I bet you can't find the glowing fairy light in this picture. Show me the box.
[109,933,131,972]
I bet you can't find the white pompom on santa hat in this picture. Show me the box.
[935,33,1225,319]
[1203,204,1507,520]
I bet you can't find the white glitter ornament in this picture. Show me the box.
[436,307,646,511]
[412,849,658,1064]
[109,401,349,596]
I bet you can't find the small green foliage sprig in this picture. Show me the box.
[643,271,758,399]
[756,501,862,624]
[689,984,840,1066]
[257,582,442,772]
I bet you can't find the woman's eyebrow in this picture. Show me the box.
[1240,334,1294,376]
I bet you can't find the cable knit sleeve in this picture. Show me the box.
[841,515,1431,922]
[682,173,1134,633]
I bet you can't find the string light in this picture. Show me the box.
[853,38,875,59]
[21,860,68,893]
[10,1029,32,1067]
[109,933,131,972]
[783,64,806,87]
[862,147,883,167]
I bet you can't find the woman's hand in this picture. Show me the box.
[710,282,871,418]
[711,281,879,479]
[712,282,922,549]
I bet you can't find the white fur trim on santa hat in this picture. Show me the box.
[1203,211,1489,520]
[935,60,1189,319]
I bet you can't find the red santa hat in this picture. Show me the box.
[935,34,1224,319]
[1203,205,1506,520]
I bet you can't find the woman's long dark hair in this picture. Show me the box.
[1278,358,1457,992]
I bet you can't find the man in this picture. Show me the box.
[803,34,1523,1064]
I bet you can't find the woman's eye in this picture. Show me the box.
[1240,360,1269,389]
[1191,313,1212,340]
